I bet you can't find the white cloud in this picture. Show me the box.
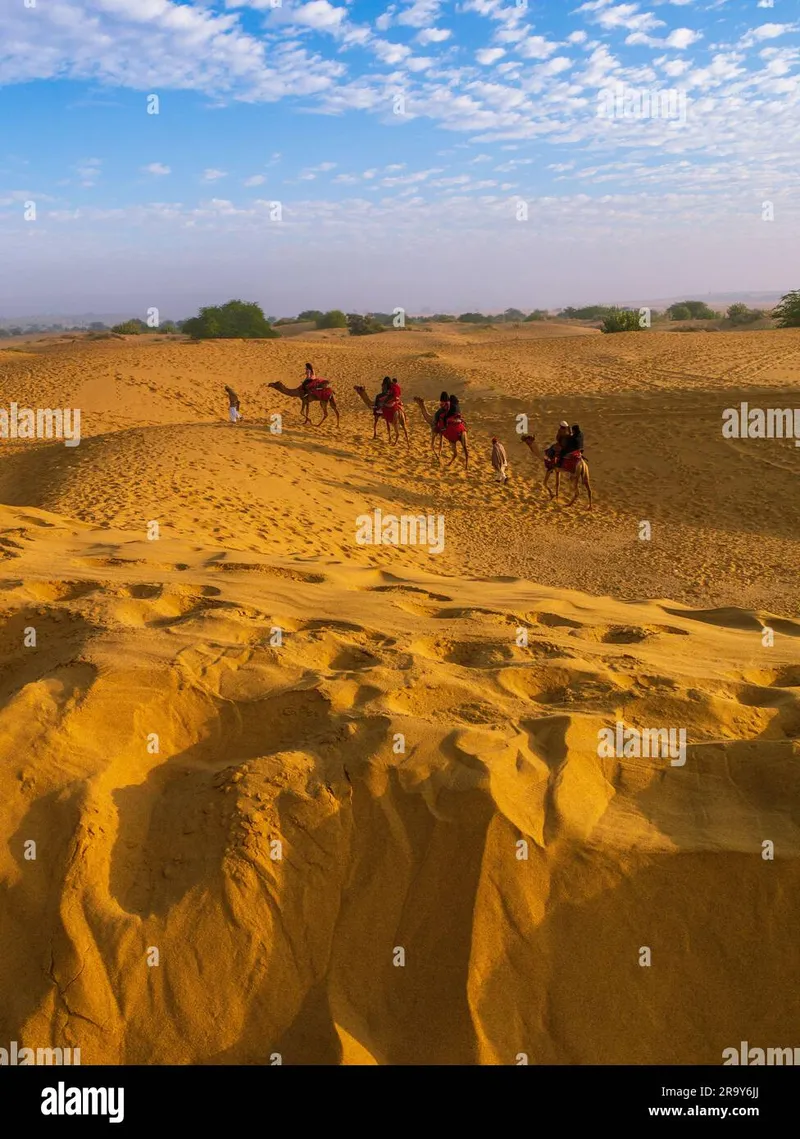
[396,0,442,29]
[516,36,560,60]
[666,28,701,49]
[416,27,451,44]
[371,38,412,63]
[739,23,799,49]
[203,168,228,181]
[0,0,347,101]
[476,48,505,65]
[143,163,171,176]
[243,174,266,186]
[271,0,348,30]
[580,2,665,33]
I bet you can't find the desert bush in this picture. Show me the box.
[316,310,348,329]
[182,300,277,340]
[346,313,385,336]
[667,300,718,320]
[601,307,643,333]
[772,290,800,328]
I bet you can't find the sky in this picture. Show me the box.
[0,0,798,318]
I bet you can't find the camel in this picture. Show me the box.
[413,397,469,471]
[267,380,339,427]
[353,385,409,445]
[521,434,592,509]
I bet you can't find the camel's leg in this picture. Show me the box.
[330,396,340,428]
[445,441,458,467]
[461,436,469,471]
[583,467,593,510]
[555,469,561,501]
[372,413,379,439]
[301,397,311,424]
[400,414,410,445]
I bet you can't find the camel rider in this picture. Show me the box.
[546,420,571,465]
[301,363,317,395]
[373,376,392,416]
[559,423,584,466]
[385,377,402,414]
[445,393,463,425]
[432,391,450,433]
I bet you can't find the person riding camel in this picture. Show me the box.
[546,420,572,468]
[558,423,585,471]
[442,393,467,443]
[301,362,317,395]
[385,377,402,415]
[373,376,392,418]
[432,391,450,435]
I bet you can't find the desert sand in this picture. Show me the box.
[0,322,798,1064]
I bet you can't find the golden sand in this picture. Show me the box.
[0,323,798,1064]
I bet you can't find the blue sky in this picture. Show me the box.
[0,0,798,317]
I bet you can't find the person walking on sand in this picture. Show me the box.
[491,436,509,483]
[225,385,241,423]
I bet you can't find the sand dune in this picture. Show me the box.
[1,324,799,1064]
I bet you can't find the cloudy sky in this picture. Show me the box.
[0,0,798,317]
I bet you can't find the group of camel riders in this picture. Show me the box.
[232,365,589,502]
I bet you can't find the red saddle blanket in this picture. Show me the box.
[560,450,583,473]
[444,418,467,442]
[306,380,332,400]
[382,398,403,421]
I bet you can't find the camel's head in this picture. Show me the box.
[267,381,279,390]
[353,385,365,392]
[520,433,536,446]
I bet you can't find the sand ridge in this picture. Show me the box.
[0,323,799,1064]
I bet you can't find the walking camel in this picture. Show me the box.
[413,396,469,471]
[521,433,592,509]
[267,380,340,427]
[353,385,409,445]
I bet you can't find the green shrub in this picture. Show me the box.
[601,307,644,334]
[772,290,800,328]
[182,300,277,340]
[316,309,348,329]
[346,313,385,336]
